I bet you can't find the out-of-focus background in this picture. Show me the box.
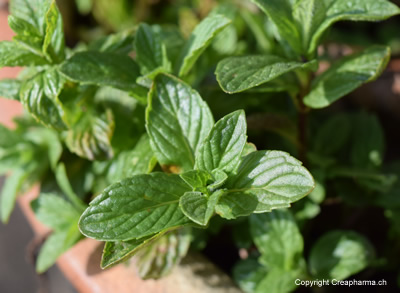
[0,177,76,293]
[0,0,75,291]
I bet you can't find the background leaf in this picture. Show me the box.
[54,164,87,211]
[250,0,302,55]
[233,258,267,293]
[0,79,21,100]
[106,134,157,183]
[250,210,303,270]
[304,46,390,108]
[308,0,400,54]
[10,0,49,34]
[350,112,385,169]
[255,267,300,293]
[0,41,48,67]
[293,0,327,56]
[66,109,115,161]
[43,1,65,62]
[31,193,80,230]
[312,114,351,156]
[88,29,135,54]
[308,230,375,280]
[0,169,28,223]
[216,55,313,93]
[135,23,171,75]
[36,221,81,273]
[59,51,140,91]
[20,67,66,130]
[176,14,231,76]
[101,233,159,269]
[135,229,191,279]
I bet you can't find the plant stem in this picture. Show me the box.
[296,71,312,166]
[298,104,308,165]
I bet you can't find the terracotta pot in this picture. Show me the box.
[0,6,242,293]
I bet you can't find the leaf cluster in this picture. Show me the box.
[0,0,399,289]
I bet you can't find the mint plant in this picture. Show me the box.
[1,0,400,291]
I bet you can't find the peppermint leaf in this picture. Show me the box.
[216,55,315,93]
[146,74,213,172]
[176,14,231,76]
[216,151,314,219]
[195,110,247,175]
[59,51,140,91]
[79,173,193,241]
[309,230,375,280]
[304,46,390,108]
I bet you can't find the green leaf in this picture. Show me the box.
[20,67,66,130]
[212,24,238,56]
[159,27,186,66]
[350,112,384,168]
[0,124,22,149]
[43,1,65,62]
[313,114,351,155]
[107,134,157,183]
[255,267,299,293]
[176,14,231,77]
[208,169,228,191]
[304,46,391,108]
[250,0,302,54]
[40,129,62,170]
[243,11,276,53]
[135,23,171,75]
[10,0,49,34]
[146,74,213,172]
[79,173,193,241]
[0,145,35,174]
[0,41,48,67]
[75,0,92,14]
[88,29,135,54]
[308,0,400,55]
[55,163,87,212]
[22,127,63,170]
[242,142,257,157]
[233,258,267,293]
[8,15,42,38]
[293,0,327,56]
[31,193,80,230]
[250,210,303,270]
[179,190,223,226]
[101,233,160,269]
[135,229,191,279]
[309,230,375,280]
[216,151,314,219]
[0,169,28,223]
[66,109,115,161]
[93,85,146,149]
[195,110,246,175]
[8,1,64,63]
[59,51,141,91]
[216,55,314,93]
[179,170,211,190]
[36,222,81,273]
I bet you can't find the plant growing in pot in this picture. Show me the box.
[1,0,400,292]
